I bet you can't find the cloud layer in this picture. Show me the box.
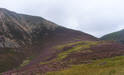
[0,0,124,37]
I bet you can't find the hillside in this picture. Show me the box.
[3,41,124,75]
[101,29,124,44]
[1,8,124,75]
[0,8,98,73]
[47,55,124,75]
[0,8,97,48]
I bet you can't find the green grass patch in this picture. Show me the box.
[40,41,99,65]
[55,41,98,50]
[56,41,99,61]
[20,56,34,67]
[46,55,124,75]
[55,41,84,50]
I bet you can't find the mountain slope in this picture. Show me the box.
[101,29,124,43]
[0,8,97,48]
[1,8,124,75]
[0,8,98,73]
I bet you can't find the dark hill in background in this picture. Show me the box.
[101,29,124,44]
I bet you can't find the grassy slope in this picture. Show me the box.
[4,41,124,75]
[55,41,99,61]
[40,41,99,64]
[46,56,124,75]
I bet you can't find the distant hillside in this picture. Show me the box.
[101,29,124,44]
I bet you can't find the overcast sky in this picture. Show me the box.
[0,0,124,37]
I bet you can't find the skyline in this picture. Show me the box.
[0,0,124,37]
